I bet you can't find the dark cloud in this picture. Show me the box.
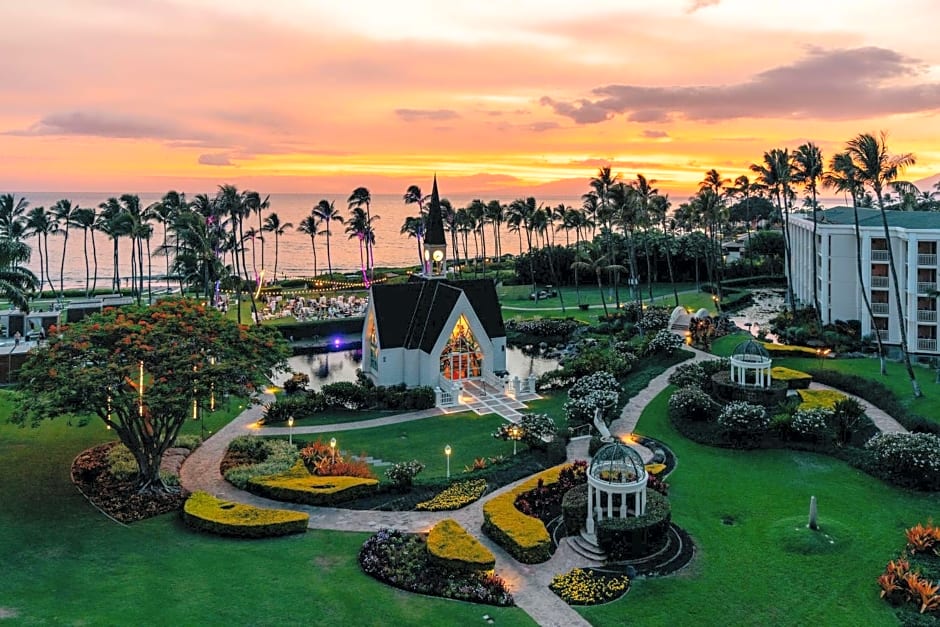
[641,129,669,138]
[394,108,460,122]
[542,47,940,124]
[686,0,721,13]
[198,153,234,166]
[4,110,192,139]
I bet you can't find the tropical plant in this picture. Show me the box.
[24,205,57,298]
[792,142,825,325]
[297,213,320,278]
[262,212,292,284]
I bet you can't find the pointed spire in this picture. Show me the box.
[424,174,445,246]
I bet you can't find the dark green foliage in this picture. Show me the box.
[505,318,584,346]
[282,373,309,395]
[668,361,707,389]
[831,397,866,444]
[668,386,720,422]
[561,484,588,536]
[596,491,671,561]
[262,382,434,423]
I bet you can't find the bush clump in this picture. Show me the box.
[595,490,671,560]
[564,371,620,429]
[643,329,684,356]
[359,528,512,606]
[426,518,496,572]
[668,361,707,389]
[668,386,719,422]
[865,432,940,491]
[385,460,425,490]
[790,407,833,442]
[223,437,299,489]
[717,401,770,445]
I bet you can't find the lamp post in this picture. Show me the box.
[444,444,452,479]
[509,425,521,455]
[288,416,294,446]
[330,437,337,465]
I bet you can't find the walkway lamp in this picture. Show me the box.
[444,444,452,478]
[330,437,337,464]
[288,416,294,446]
[508,425,522,455]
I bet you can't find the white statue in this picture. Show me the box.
[593,407,613,442]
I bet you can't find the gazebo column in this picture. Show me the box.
[606,491,613,518]
[586,483,595,534]
[620,492,628,518]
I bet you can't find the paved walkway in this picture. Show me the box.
[179,346,908,626]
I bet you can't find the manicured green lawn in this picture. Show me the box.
[578,388,934,626]
[712,332,940,423]
[289,408,397,427]
[292,412,522,479]
[0,395,533,625]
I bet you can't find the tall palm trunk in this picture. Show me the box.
[661,221,679,306]
[43,232,56,299]
[82,228,90,297]
[325,231,333,279]
[36,236,46,297]
[850,197,887,374]
[146,238,153,304]
[59,222,69,295]
[875,189,921,397]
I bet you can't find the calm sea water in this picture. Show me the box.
[10,191,582,290]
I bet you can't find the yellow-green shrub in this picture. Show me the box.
[427,518,495,572]
[416,479,487,511]
[481,465,564,564]
[771,366,813,389]
[797,389,846,410]
[182,491,308,538]
[247,460,378,506]
[762,343,819,357]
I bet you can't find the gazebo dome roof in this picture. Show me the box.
[732,338,770,359]
[589,441,647,485]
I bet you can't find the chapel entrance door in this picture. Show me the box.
[439,315,483,381]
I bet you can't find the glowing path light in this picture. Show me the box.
[254,270,265,300]
[138,361,144,417]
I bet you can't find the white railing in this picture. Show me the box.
[917,282,937,294]
[435,376,461,408]
[871,302,889,315]
[919,254,937,266]
[484,371,511,395]
[871,276,889,288]
[871,250,890,262]
[876,329,889,341]
[917,309,938,322]
[917,338,938,352]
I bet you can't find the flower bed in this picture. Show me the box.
[877,521,940,619]
[416,479,487,511]
[481,465,565,564]
[182,491,309,538]
[797,389,847,410]
[247,460,379,505]
[427,519,495,572]
[771,366,812,389]
[358,528,513,606]
[762,342,820,357]
[549,568,630,605]
[866,432,940,491]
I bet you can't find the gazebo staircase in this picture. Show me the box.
[566,529,606,566]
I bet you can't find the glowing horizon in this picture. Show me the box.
[2,0,940,199]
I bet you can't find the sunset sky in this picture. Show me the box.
[3,0,940,198]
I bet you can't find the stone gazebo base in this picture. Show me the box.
[710,371,788,406]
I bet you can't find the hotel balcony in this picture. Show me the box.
[917,338,938,352]
[871,276,889,288]
[918,254,938,266]
[917,282,937,294]
[871,250,890,262]
[917,309,938,322]
[876,329,890,341]
[872,302,890,315]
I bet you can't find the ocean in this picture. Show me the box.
[9,191,583,291]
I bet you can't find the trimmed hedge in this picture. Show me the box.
[596,490,671,561]
[182,491,308,538]
[247,460,379,505]
[427,519,496,572]
[481,465,565,564]
[762,342,820,358]
[711,371,788,406]
[562,483,588,537]
[797,389,846,410]
[416,479,487,511]
[771,366,812,389]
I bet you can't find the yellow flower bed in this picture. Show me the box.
[427,518,496,572]
[248,460,378,506]
[416,479,487,511]
[762,342,820,357]
[481,465,564,564]
[771,366,813,389]
[797,389,847,410]
[550,568,630,605]
[183,490,308,538]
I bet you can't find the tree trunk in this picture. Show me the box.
[811,187,820,325]
[60,224,69,296]
[83,228,90,297]
[851,198,887,374]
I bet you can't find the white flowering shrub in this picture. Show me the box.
[865,432,940,491]
[644,329,684,356]
[564,371,620,428]
[639,307,672,333]
[668,362,707,389]
[717,401,769,442]
[385,460,425,489]
[790,407,833,441]
[667,386,718,422]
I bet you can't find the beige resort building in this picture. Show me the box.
[787,208,940,357]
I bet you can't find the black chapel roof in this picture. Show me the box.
[370,277,505,352]
[424,175,446,247]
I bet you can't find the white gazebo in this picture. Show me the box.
[586,442,648,535]
[729,339,772,388]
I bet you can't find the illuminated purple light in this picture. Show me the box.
[333,338,341,348]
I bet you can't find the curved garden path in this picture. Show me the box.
[180,346,906,626]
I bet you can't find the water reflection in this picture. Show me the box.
[275,347,559,390]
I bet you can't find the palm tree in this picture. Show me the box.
[25,206,57,298]
[346,206,369,282]
[727,175,756,274]
[313,200,343,280]
[649,193,679,306]
[590,167,621,299]
[633,174,660,301]
[571,242,626,336]
[484,200,504,262]
[51,199,79,296]
[400,216,425,269]
[262,212,292,283]
[793,142,825,324]
[751,149,796,313]
[168,209,227,299]
[297,213,320,277]
[845,132,921,397]
[151,191,188,293]
[823,151,887,374]
[119,194,148,304]
[508,197,539,295]
[348,187,373,280]
[0,237,38,311]
[95,199,125,293]
[403,185,427,267]
[0,194,28,241]
[468,199,487,276]
[70,206,97,297]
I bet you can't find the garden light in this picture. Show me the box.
[288,416,294,446]
[444,444,452,478]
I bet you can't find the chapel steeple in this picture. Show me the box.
[423,175,447,278]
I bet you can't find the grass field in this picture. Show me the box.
[577,387,934,626]
[0,395,534,625]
